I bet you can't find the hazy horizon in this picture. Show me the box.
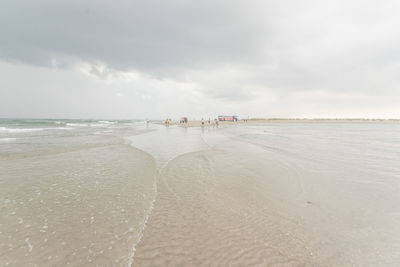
[1,116,400,121]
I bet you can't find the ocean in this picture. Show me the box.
[1,119,400,266]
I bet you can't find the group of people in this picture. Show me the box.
[201,118,219,126]
[180,117,188,124]
[165,117,222,127]
[164,118,172,126]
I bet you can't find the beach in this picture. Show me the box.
[170,118,400,128]
[1,119,400,266]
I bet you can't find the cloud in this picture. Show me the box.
[0,1,263,71]
[0,0,400,118]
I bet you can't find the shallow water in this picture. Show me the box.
[132,123,400,266]
[0,120,157,266]
[1,120,400,266]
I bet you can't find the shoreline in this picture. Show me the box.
[157,118,400,128]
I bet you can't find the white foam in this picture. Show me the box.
[25,238,33,252]
[66,123,90,127]
[0,138,17,142]
[0,127,43,133]
[0,127,73,133]
[50,127,74,130]
[92,130,113,135]
[89,123,110,127]
[67,122,114,127]
[127,172,158,267]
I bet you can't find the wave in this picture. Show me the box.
[0,119,68,127]
[0,137,17,142]
[0,127,44,133]
[66,123,90,127]
[66,122,114,127]
[92,130,113,135]
[0,127,73,133]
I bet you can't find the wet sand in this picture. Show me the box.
[0,121,158,266]
[2,120,400,266]
[130,123,400,266]
[1,142,156,266]
[132,150,310,266]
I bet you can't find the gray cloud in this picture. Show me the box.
[0,1,265,71]
[1,0,400,117]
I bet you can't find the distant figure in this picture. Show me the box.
[201,118,205,126]
[214,118,219,127]
[180,117,188,124]
[208,118,211,124]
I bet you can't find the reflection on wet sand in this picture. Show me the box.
[1,121,400,266]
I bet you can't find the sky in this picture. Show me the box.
[1,0,399,119]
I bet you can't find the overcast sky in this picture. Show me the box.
[1,0,399,119]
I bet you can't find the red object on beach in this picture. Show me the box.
[218,116,238,121]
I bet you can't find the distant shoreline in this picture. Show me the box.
[156,118,400,128]
[247,118,400,123]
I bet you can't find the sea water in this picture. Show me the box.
[1,120,400,266]
[0,119,157,266]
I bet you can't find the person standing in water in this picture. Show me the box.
[201,118,205,126]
